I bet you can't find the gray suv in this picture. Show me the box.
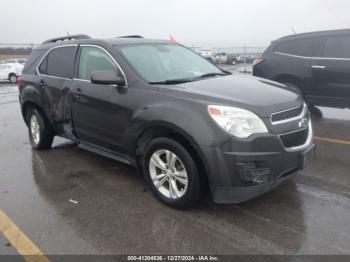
[18,34,315,209]
[253,29,350,112]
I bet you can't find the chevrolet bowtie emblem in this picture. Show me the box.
[298,118,308,129]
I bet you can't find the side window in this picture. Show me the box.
[23,50,44,74]
[322,36,350,58]
[44,46,77,78]
[38,56,48,74]
[274,38,322,57]
[78,46,121,81]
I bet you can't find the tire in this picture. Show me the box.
[9,74,17,83]
[308,105,323,120]
[142,137,202,209]
[282,82,323,119]
[26,107,54,150]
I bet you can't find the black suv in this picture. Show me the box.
[253,29,350,110]
[18,35,315,209]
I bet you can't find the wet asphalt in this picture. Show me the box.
[0,79,350,256]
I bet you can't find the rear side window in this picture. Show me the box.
[23,49,45,74]
[38,56,48,74]
[321,35,350,58]
[39,46,77,78]
[78,46,121,81]
[274,38,322,57]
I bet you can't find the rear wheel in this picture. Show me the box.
[282,82,323,119]
[308,105,323,120]
[26,108,54,150]
[142,137,202,209]
[9,74,17,83]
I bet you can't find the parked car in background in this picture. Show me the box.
[237,54,256,64]
[213,52,237,65]
[0,63,24,82]
[200,48,213,60]
[0,58,27,65]
[213,52,228,64]
[253,29,350,113]
[18,34,314,209]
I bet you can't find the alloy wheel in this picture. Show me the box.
[149,149,188,199]
[30,115,40,145]
[10,75,17,83]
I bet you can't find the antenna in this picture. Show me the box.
[291,28,296,34]
[67,32,70,37]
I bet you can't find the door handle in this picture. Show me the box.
[39,79,47,85]
[312,65,326,69]
[72,88,82,100]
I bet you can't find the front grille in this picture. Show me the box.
[271,104,304,123]
[280,128,308,148]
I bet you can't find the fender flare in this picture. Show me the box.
[21,85,46,122]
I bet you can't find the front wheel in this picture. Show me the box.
[142,138,202,209]
[26,108,54,150]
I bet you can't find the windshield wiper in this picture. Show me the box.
[149,77,195,85]
[193,72,227,80]
[149,72,228,85]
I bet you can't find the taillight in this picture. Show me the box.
[16,75,22,89]
[253,58,264,66]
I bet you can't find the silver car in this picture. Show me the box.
[0,58,27,65]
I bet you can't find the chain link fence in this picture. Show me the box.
[190,46,266,74]
[190,46,265,61]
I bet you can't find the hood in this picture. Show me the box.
[157,75,303,117]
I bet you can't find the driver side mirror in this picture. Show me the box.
[91,70,126,86]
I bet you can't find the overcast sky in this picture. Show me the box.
[1,0,349,47]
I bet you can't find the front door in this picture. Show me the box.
[70,45,131,154]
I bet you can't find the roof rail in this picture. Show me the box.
[117,35,144,38]
[42,34,91,44]
[279,28,350,41]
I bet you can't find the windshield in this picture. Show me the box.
[118,44,224,83]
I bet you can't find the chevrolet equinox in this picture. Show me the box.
[18,35,315,209]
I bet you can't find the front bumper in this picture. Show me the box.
[201,126,315,204]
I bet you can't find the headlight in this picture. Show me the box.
[208,105,268,138]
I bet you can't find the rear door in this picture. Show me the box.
[70,45,130,153]
[311,35,350,107]
[259,37,322,94]
[37,45,78,123]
